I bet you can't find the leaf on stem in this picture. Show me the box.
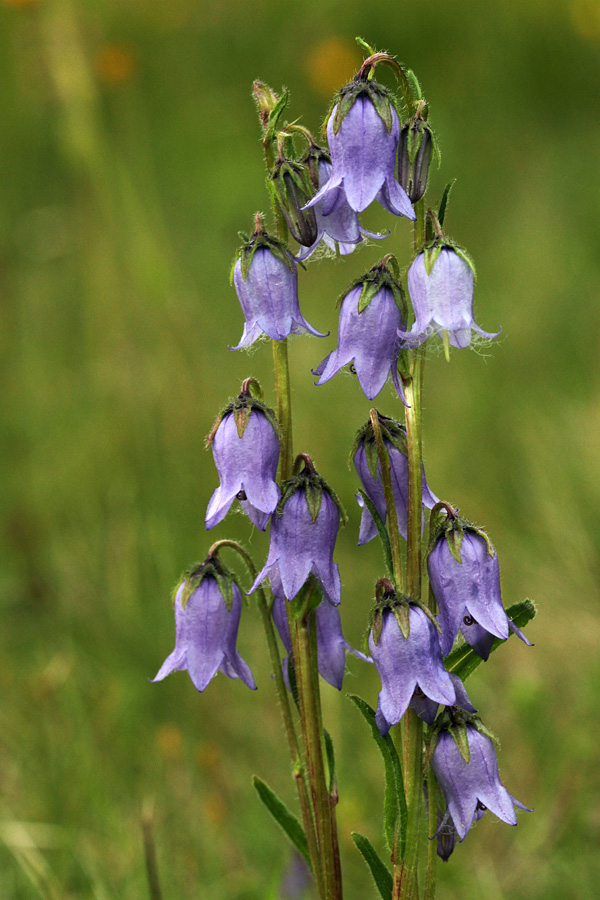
[347,694,407,856]
[351,832,392,900]
[252,776,312,870]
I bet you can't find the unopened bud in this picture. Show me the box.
[398,116,433,203]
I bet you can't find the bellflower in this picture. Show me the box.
[270,573,369,690]
[351,414,438,545]
[250,455,344,605]
[296,146,386,261]
[304,78,415,219]
[428,522,510,657]
[369,591,455,736]
[231,226,325,350]
[432,724,529,841]
[206,383,280,531]
[398,246,500,349]
[153,561,256,693]
[313,261,406,401]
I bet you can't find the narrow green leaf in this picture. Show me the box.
[445,599,537,682]
[252,776,312,870]
[324,729,335,794]
[437,179,456,229]
[351,832,392,900]
[347,694,407,856]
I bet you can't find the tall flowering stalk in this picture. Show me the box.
[152,42,535,900]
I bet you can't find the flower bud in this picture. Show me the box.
[267,157,318,247]
[397,114,434,203]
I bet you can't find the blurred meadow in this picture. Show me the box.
[1,0,599,897]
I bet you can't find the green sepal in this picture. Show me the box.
[446,522,464,564]
[337,257,407,322]
[331,79,395,136]
[445,599,536,682]
[277,456,346,526]
[369,585,412,644]
[449,718,471,763]
[235,225,294,284]
[324,728,336,794]
[351,833,393,900]
[263,88,290,146]
[371,607,384,648]
[347,694,407,857]
[176,556,238,613]
[423,241,443,276]
[427,503,495,564]
[206,381,279,448]
[454,245,477,281]
[413,598,442,634]
[252,776,312,870]
[393,601,411,640]
[356,490,393,581]
[370,89,393,134]
[349,411,408,469]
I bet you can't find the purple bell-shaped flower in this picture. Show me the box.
[296,145,386,261]
[231,220,326,350]
[205,380,280,531]
[270,572,369,690]
[313,259,407,402]
[460,613,533,661]
[369,582,456,735]
[304,71,415,219]
[428,514,511,657]
[351,413,438,545]
[398,246,500,350]
[431,722,530,841]
[153,559,256,693]
[250,455,344,605]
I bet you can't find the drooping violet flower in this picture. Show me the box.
[153,559,256,693]
[270,572,369,690]
[250,454,344,605]
[313,259,407,402]
[431,724,530,841]
[369,584,455,735]
[461,613,533,661]
[410,672,476,726]
[398,246,500,350]
[205,380,280,531]
[231,223,326,350]
[351,413,438,544]
[427,511,510,656]
[304,76,415,219]
[296,145,386,261]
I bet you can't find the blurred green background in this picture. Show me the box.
[1,0,599,897]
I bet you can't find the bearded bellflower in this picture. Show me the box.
[351,413,438,545]
[398,245,500,350]
[250,454,344,605]
[270,571,369,690]
[231,219,325,350]
[368,582,455,735]
[304,66,415,219]
[431,720,530,841]
[296,144,386,261]
[313,259,407,402]
[428,510,512,657]
[205,379,280,531]
[153,558,256,693]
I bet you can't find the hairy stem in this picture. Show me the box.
[370,409,405,592]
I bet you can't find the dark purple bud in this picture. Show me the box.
[369,605,455,735]
[153,563,256,693]
[304,87,415,219]
[250,458,344,605]
[398,247,500,349]
[231,237,326,349]
[351,415,438,544]
[270,573,369,690]
[206,396,280,531]
[267,157,318,247]
[428,530,510,657]
[432,726,530,841]
[398,114,434,203]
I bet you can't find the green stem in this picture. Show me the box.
[272,338,294,480]
[403,352,425,599]
[370,409,405,592]
[208,541,322,891]
[424,763,438,900]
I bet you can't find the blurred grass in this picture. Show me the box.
[0,0,599,897]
